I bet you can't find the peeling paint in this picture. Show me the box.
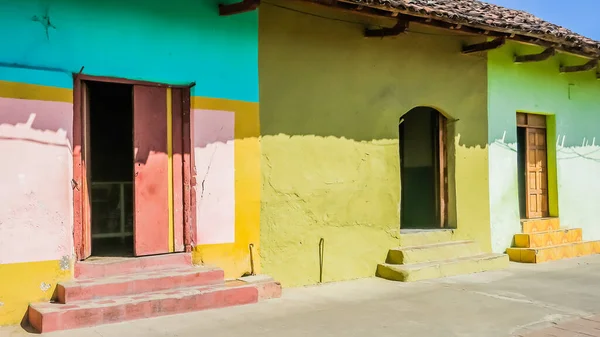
[0,259,72,325]
[59,255,70,270]
[40,282,51,292]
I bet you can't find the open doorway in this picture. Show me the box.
[88,82,134,257]
[74,75,194,261]
[399,107,448,229]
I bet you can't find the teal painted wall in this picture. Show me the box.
[488,41,600,252]
[0,0,258,101]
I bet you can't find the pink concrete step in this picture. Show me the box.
[29,278,281,333]
[75,253,192,279]
[57,266,224,303]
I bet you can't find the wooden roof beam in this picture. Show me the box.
[329,0,600,59]
[364,19,409,37]
[514,47,556,63]
[219,0,259,16]
[462,37,505,54]
[559,59,598,73]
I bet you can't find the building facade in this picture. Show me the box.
[488,41,600,253]
[0,0,260,326]
[259,2,494,287]
[1,0,600,329]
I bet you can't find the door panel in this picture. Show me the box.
[82,82,92,259]
[133,85,171,256]
[171,88,185,252]
[525,127,549,218]
[74,80,93,260]
[438,113,448,228]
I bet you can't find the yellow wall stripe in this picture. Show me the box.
[191,96,260,139]
[190,96,262,278]
[0,80,73,103]
[167,88,175,252]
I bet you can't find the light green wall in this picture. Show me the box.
[488,41,600,252]
[259,1,492,287]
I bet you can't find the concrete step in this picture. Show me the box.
[386,240,480,265]
[521,218,560,234]
[377,253,509,282]
[399,230,457,247]
[513,228,583,248]
[507,241,600,263]
[57,266,224,303]
[29,278,281,333]
[75,253,192,279]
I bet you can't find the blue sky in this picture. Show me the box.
[488,0,600,40]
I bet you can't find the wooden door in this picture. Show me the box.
[525,127,549,218]
[133,85,172,256]
[72,81,94,259]
[437,113,448,227]
[73,80,93,260]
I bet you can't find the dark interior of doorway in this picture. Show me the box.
[399,107,444,229]
[516,127,527,218]
[88,81,134,257]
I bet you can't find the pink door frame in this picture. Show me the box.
[72,74,197,260]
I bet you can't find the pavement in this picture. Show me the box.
[519,315,600,336]
[2,255,600,337]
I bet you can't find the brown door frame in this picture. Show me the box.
[435,112,448,228]
[517,112,549,219]
[72,74,197,260]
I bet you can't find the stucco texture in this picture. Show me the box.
[488,41,600,253]
[0,0,259,325]
[0,80,74,325]
[258,2,491,287]
[191,97,261,279]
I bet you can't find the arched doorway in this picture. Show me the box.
[399,107,448,229]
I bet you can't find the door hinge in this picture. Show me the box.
[71,179,80,191]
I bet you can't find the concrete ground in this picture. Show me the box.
[3,255,600,337]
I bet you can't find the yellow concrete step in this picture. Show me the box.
[399,230,457,247]
[521,218,560,234]
[507,241,600,263]
[386,240,480,265]
[377,253,509,282]
[514,228,582,248]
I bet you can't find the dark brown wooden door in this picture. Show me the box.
[437,113,448,227]
[525,127,549,218]
[133,85,171,256]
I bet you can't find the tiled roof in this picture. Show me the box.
[345,0,600,57]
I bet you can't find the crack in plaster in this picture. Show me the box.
[31,7,56,40]
[199,147,218,202]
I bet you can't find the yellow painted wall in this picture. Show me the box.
[0,261,72,325]
[259,1,491,287]
[191,97,262,278]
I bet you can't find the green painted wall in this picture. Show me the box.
[488,41,600,252]
[259,1,492,287]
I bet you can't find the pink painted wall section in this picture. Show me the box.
[0,97,73,264]
[193,109,235,245]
